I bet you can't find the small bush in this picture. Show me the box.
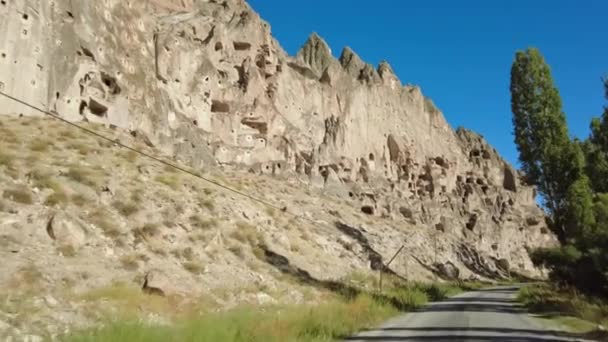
[71,193,88,207]
[66,141,97,155]
[198,197,215,211]
[89,210,121,237]
[183,261,204,274]
[44,190,70,207]
[57,245,78,257]
[189,215,218,230]
[3,186,33,204]
[29,139,52,152]
[231,221,261,246]
[0,151,15,168]
[113,200,139,217]
[120,254,140,271]
[155,174,181,190]
[228,244,244,258]
[142,223,160,237]
[65,166,98,187]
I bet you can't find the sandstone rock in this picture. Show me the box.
[46,212,88,249]
[435,262,460,280]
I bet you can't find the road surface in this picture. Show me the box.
[347,286,597,342]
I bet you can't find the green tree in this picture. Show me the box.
[510,48,584,243]
[585,79,608,192]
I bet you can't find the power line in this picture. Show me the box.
[0,90,409,277]
[0,91,294,218]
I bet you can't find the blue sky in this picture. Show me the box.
[248,0,608,167]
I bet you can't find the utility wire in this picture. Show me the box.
[0,90,410,275]
[0,91,298,219]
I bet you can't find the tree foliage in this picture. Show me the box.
[510,49,608,296]
[510,48,585,243]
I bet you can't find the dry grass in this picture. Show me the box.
[231,221,261,246]
[71,193,88,207]
[89,209,121,237]
[112,200,139,217]
[2,186,33,204]
[155,174,181,190]
[182,261,204,274]
[66,141,98,155]
[57,244,78,257]
[228,243,244,258]
[120,150,139,163]
[120,254,140,271]
[198,196,215,211]
[65,166,99,187]
[189,215,218,230]
[29,139,53,152]
[44,190,70,207]
[0,151,15,168]
[142,223,160,237]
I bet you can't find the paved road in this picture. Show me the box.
[347,286,597,342]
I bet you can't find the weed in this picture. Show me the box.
[0,151,15,168]
[89,210,121,237]
[113,200,139,217]
[57,245,78,257]
[3,186,33,204]
[142,223,160,237]
[120,254,140,271]
[71,194,88,207]
[44,190,69,207]
[183,261,204,274]
[155,174,181,190]
[65,166,98,187]
[228,244,244,258]
[231,221,261,246]
[189,215,218,230]
[198,197,215,211]
[29,139,52,152]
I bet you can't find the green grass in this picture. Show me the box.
[519,284,608,336]
[61,294,397,342]
[61,275,485,342]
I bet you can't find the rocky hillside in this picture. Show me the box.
[0,0,556,339]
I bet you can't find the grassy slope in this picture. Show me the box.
[518,284,608,339]
[62,281,482,342]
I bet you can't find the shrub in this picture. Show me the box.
[198,197,215,211]
[189,215,218,230]
[120,255,140,271]
[155,174,181,190]
[29,139,52,152]
[183,261,204,274]
[3,186,33,204]
[113,200,139,217]
[89,210,121,237]
[66,166,98,187]
[231,221,260,246]
[44,190,70,207]
[71,194,88,207]
[57,245,78,257]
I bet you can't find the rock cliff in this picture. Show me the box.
[0,0,556,337]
